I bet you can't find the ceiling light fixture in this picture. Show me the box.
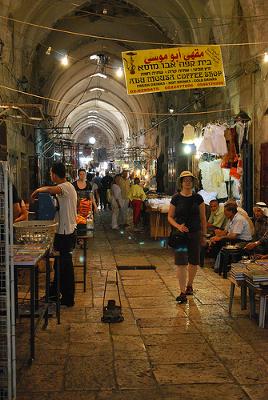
[60,54,69,66]
[168,105,175,114]
[89,137,96,144]
[90,54,99,60]
[89,88,105,92]
[116,67,123,78]
[183,145,192,155]
[90,72,107,79]
[264,52,268,63]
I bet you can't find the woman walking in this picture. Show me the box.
[111,174,124,230]
[72,168,98,213]
[168,171,207,304]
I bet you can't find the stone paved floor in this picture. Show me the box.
[16,213,268,400]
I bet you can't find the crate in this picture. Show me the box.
[13,220,58,245]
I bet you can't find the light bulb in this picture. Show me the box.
[60,54,69,66]
[116,67,123,78]
[183,145,192,155]
[89,137,96,145]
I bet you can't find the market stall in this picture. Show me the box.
[181,118,250,205]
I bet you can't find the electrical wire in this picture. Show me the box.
[0,83,239,117]
[52,3,268,34]
[1,14,268,47]
[55,0,268,21]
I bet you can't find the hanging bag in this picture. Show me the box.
[168,229,187,248]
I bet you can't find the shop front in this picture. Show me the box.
[180,115,252,209]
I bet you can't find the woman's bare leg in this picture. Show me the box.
[176,265,187,293]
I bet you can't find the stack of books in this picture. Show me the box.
[230,263,246,281]
[230,262,268,284]
[244,269,268,288]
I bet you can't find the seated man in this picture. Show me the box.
[211,203,252,277]
[244,203,268,254]
[207,199,227,232]
[210,203,252,257]
[225,199,255,237]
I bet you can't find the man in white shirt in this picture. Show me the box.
[209,203,252,269]
[31,162,77,307]
[118,170,131,226]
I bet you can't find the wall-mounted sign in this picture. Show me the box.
[122,45,225,95]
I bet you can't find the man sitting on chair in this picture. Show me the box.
[244,203,268,255]
[210,203,252,256]
[210,203,252,272]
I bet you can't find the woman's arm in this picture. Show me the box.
[168,204,188,232]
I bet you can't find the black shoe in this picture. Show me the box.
[176,293,187,304]
[185,285,193,295]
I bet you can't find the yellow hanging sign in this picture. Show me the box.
[122,45,225,95]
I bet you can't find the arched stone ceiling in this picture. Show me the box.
[3,0,204,152]
[2,0,265,157]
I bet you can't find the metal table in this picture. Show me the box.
[13,245,50,363]
[75,232,93,292]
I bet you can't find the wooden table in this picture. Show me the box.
[146,207,171,240]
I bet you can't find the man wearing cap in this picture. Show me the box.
[168,170,207,304]
[244,203,268,254]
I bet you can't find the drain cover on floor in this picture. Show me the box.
[116,265,156,270]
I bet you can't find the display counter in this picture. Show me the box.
[145,196,171,239]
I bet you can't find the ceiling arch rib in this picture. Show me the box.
[47,55,152,132]
[64,99,129,144]
[71,114,121,144]
[72,110,121,136]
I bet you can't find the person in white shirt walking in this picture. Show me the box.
[31,162,77,307]
[111,174,124,230]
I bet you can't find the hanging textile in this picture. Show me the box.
[221,128,238,168]
[182,124,196,144]
[199,159,227,198]
[198,124,227,155]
